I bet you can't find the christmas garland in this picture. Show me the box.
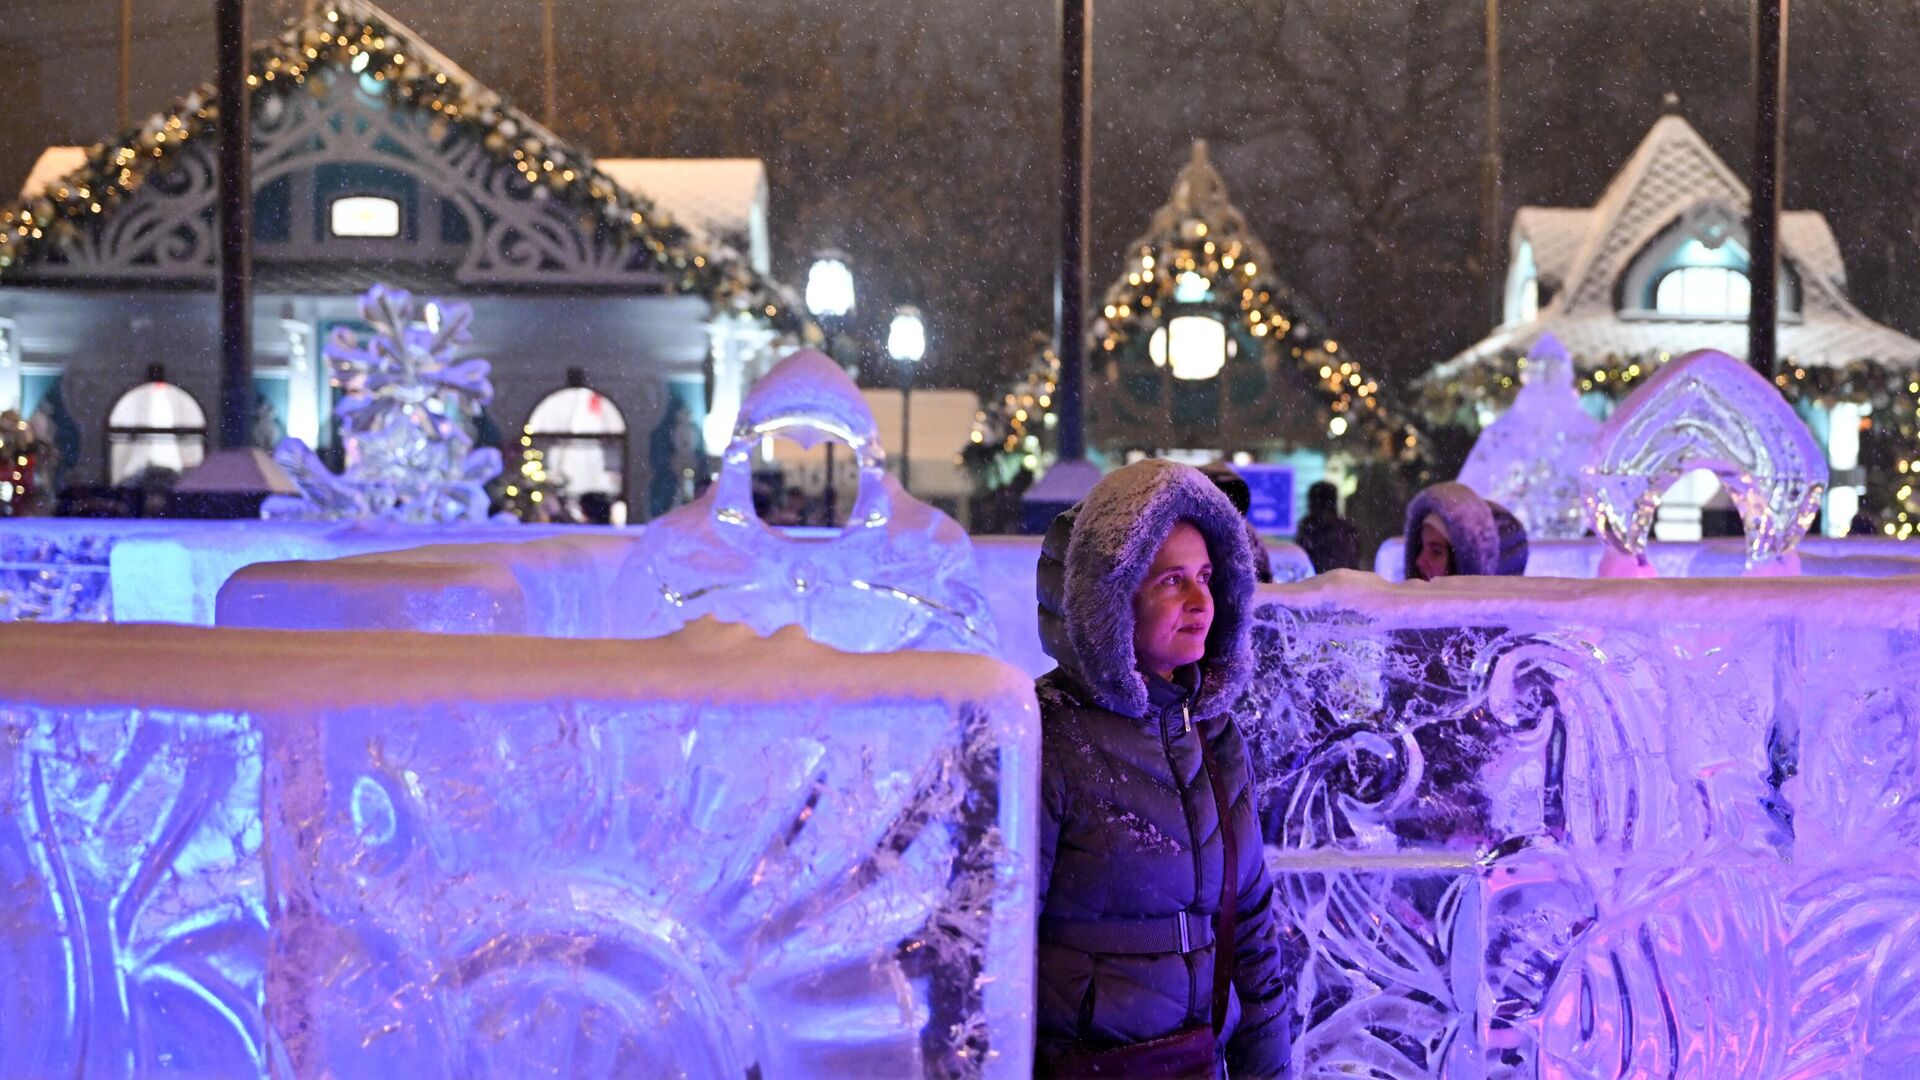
[1421,345,1920,536]
[0,1,802,333]
[1087,142,1423,460]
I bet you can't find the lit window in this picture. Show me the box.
[108,381,207,484]
[1149,315,1231,381]
[330,195,402,238]
[526,387,627,498]
[1654,265,1750,317]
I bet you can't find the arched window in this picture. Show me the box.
[108,381,206,484]
[1504,239,1541,325]
[525,387,627,499]
[1621,212,1799,318]
[1651,239,1751,317]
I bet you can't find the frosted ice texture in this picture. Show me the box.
[0,523,117,621]
[0,704,267,1076]
[1240,588,1920,1077]
[1458,334,1600,540]
[267,695,1025,1077]
[262,284,504,525]
[1582,349,1826,573]
[613,349,998,655]
[0,621,1037,1079]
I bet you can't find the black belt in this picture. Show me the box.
[1041,911,1215,955]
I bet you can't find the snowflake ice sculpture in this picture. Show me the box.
[1458,333,1602,539]
[1581,349,1826,575]
[262,284,502,524]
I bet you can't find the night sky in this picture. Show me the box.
[3,0,1917,402]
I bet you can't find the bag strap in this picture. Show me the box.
[1198,720,1238,1038]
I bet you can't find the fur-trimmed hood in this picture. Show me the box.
[1403,481,1501,579]
[1037,459,1256,720]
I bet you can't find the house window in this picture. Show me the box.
[526,387,628,500]
[108,381,207,484]
[1654,264,1751,318]
[329,195,403,238]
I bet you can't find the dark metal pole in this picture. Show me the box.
[1482,0,1504,326]
[1749,0,1787,378]
[542,0,558,128]
[900,378,912,496]
[118,0,133,129]
[215,0,253,449]
[1054,0,1090,461]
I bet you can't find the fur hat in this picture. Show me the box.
[1403,482,1501,579]
[1039,459,1256,720]
[1489,501,1530,576]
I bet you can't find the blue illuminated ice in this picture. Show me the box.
[612,349,998,655]
[1457,334,1601,540]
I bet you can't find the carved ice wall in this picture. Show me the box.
[0,621,1038,1079]
[1242,574,1920,1078]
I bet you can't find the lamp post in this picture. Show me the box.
[215,0,252,451]
[806,251,858,522]
[1749,0,1788,379]
[888,305,926,495]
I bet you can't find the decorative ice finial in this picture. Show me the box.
[611,348,997,655]
[262,283,503,525]
[1581,349,1826,575]
[1459,333,1601,540]
[1521,332,1574,388]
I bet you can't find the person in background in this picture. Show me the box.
[1403,482,1501,581]
[577,491,615,526]
[1293,480,1361,575]
[1033,459,1292,1077]
[1200,461,1274,584]
[1489,502,1529,576]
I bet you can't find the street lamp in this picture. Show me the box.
[806,251,859,522]
[805,251,857,322]
[1149,315,1230,382]
[888,305,926,494]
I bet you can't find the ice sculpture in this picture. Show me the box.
[262,284,503,524]
[0,695,266,1077]
[1239,573,1920,1078]
[1,618,1038,1079]
[611,349,999,655]
[1457,334,1601,539]
[1582,349,1826,575]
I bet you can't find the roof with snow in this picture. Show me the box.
[0,0,800,328]
[1430,114,1920,401]
[596,159,770,274]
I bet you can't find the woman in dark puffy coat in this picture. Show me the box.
[1032,459,1291,1078]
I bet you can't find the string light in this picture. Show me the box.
[0,6,803,334]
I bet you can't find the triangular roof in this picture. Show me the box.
[1088,140,1410,452]
[0,0,800,328]
[1430,114,1920,394]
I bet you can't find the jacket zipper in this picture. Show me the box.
[1163,696,1205,1026]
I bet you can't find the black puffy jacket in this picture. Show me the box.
[1033,460,1291,1077]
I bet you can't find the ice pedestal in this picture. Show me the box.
[0,620,1038,1079]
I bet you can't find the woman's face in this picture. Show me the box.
[1132,520,1214,681]
[1415,516,1453,581]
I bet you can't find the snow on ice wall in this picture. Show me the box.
[1374,534,1920,582]
[0,517,622,625]
[1247,571,1920,1077]
[0,620,1039,1079]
